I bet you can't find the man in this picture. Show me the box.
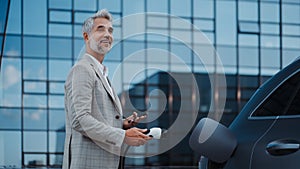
[63,9,151,169]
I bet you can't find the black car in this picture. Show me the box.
[190,56,300,169]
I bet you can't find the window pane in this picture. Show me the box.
[49,24,72,37]
[50,82,64,94]
[49,110,65,130]
[171,0,191,17]
[49,131,65,152]
[23,0,47,35]
[0,108,21,129]
[49,95,64,108]
[24,81,46,93]
[6,0,21,34]
[23,37,47,58]
[282,4,300,24]
[49,60,72,80]
[23,59,47,80]
[24,154,46,166]
[50,10,71,23]
[194,0,214,18]
[4,36,21,57]
[23,131,47,152]
[50,154,63,166]
[99,0,121,12]
[23,109,47,130]
[23,94,47,108]
[147,0,168,13]
[74,0,96,11]
[261,35,279,48]
[0,58,22,107]
[49,0,71,10]
[49,38,72,59]
[238,1,258,21]
[0,131,22,167]
[261,2,279,22]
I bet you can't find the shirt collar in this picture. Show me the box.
[86,53,109,77]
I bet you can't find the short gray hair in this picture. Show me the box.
[82,9,113,35]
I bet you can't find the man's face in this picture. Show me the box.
[88,17,114,55]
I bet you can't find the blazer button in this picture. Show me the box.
[115,115,120,119]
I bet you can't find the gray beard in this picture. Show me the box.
[90,37,110,55]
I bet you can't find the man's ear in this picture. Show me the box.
[83,32,89,42]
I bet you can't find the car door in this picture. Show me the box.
[249,70,300,169]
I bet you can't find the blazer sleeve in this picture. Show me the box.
[67,64,125,149]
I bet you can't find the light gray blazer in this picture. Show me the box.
[63,54,125,169]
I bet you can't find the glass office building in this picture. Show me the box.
[0,0,299,168]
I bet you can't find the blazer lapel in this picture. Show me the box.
[82,54,122,114]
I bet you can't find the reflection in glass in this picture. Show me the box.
[24,154,46,166]
[24,132,47,152]
[49,110,65,130]
[0,131,21,167]
[49,60,72,81]
[0,108,21,129]
[23,94,47,108]
[23,59,47,80]
[23,109,47,130]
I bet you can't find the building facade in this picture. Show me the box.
[0,0,299,168]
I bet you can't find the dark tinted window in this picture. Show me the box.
[252,71,300,117]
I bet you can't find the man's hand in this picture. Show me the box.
[124,127,152,146]
[123,112,147,129]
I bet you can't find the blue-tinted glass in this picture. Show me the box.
[0,108,21,129]
[23,94,47,108]
[194,19,214,31]
[239,34,258,47]
[74,39,85,61]
[74,12,94,25]
[171,43,192,64]
[49,38,72,58]
[0,36,2,52]
[49,59,72,81]
[105,41,121,61]
[0,131,22,167]
[216,1,236,45]
[50,82,64,94]
[0,58,22,107]
[23,131,47,152]
[0,0,9,33]
[49,24,72,37]
[24,154,46,166]
[283,25,300,36]
[193,0,214,18]
[23,59,47,80]
[49,0,71,10]
[50,154,63,166]
[123,0,145,15]
[171,0,191,17]
[4,36,21,57]
[261,48,280,69]
[99,0,121,12]
[50,10,72,23]
[23,109,47,129]
[283,37,300,49]
[239,47,259,67]
[261,23,279,34]
[23,37,47,57]
[74,0,96,11]
[123,41,145,60]
[282,4,300,24]
[261,2,279,22]
[23,0,47,35]
[49,110,65,130]
[261,35,279,48]
[239,22,259,33]
[24,81,46,93]
[282,49,300,66]
[147,0,168,13]
[6,0,21,34]
[238,1,258,21]
[49,131,65,153]
[74,25,82,38]
[49,95,64,108]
